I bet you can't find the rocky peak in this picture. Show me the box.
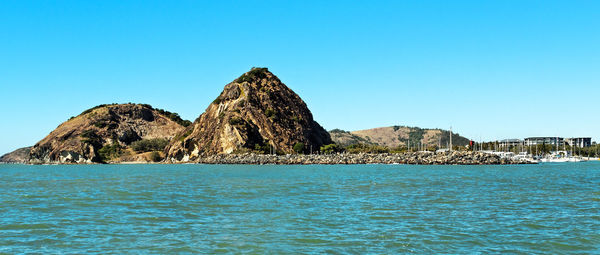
[166,67,332,161]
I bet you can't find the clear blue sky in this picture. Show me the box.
[1,0,599,155]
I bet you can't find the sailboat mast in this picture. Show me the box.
[449,126,453,151]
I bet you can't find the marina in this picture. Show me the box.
[473,136,599,163]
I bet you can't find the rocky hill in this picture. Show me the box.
[166,67,332,161]
[29,103,189,164]
[329,129,374,147]
[0,147,31,163]
[330,126,470,149]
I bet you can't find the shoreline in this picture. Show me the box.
[6,151,537,165]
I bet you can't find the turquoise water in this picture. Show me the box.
[0,163,599,254]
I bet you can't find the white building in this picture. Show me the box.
[525,137,564,146]
[565,137,592,148]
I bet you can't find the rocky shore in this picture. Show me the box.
[185,151,533,165]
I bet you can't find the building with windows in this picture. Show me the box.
[565,137,592,148]
[497,139,523,147]
[525,137,564,146]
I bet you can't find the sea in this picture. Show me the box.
[0,162,599,254]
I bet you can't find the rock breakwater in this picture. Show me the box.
[180,151,533,165]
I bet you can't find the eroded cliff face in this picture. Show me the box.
[166,68,332,162]
[29,104,187,164]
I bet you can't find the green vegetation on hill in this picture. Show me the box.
[131,138,169,152]
[236,67,269,83]
[408,128,425,147]
[98,143,122,162]
[293,142,305,153]
[439,130,470,147]
[79,103,191,127]
[149,151,162,162]
[80,103,118,115]
[80,130,103,148]
[329,129,372,146]
[320,144,342,154]
[140,104,191,127]
[154,108,192,127]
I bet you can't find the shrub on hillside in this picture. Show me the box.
[293,142,305,154]
[80,130,103,148]
[154,107,192,127]
[98,143,122,162]
[80,103,117,115]
[329,129,348,133]
[320,144,342,154]
[236,67,268,83]
[131,138,169,152]
[149,151,162,162]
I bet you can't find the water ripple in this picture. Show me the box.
[0,163,599,253]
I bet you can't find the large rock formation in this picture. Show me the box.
[0,147,31,163]
[29,103,189,164]
[330,126,470,148]
[166,67,332,162]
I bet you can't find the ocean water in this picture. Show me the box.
[0,163,599,254]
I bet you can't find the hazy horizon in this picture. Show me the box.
[1,1,599,155]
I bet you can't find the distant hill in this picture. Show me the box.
[0,147,31,163]
[330,126,470,149]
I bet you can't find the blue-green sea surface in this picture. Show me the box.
[0,163,599,254]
